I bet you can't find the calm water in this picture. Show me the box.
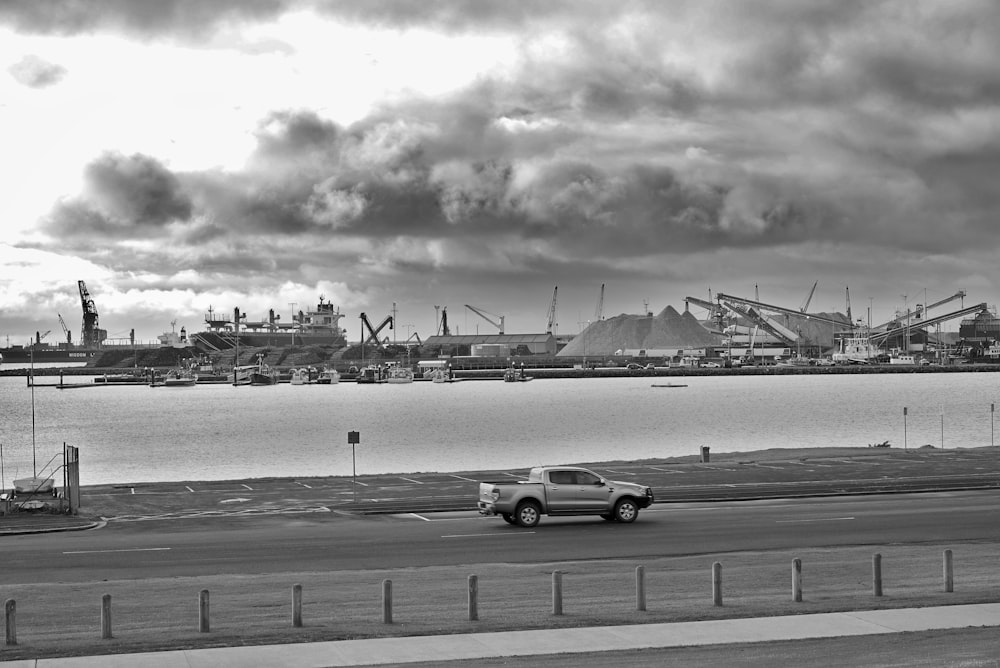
[0,371,997,485]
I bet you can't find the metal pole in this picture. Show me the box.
[991,403,994,447]
[352,443,357,504]
[30,345,36,478]
[903,406,907,450]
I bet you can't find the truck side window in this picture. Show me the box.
[575,472,601,485]
[549,471,572,484]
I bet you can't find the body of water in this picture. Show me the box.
[0,373,997,486]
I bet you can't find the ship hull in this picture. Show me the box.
[0,346,101,363]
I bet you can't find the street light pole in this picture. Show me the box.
[347,431,360,503]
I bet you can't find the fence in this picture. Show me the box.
[3,549,974,647]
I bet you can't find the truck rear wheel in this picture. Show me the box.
[614,498,639,523]
[515,501,541,527]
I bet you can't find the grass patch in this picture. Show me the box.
[1,541,997,660]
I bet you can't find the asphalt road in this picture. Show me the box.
[2,490,997,584]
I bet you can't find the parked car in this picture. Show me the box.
[625,363,643,370]
[701,361,721,368]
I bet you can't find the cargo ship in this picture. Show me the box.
[189,296,348,352]
[0,342,102,364]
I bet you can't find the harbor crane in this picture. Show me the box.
[800,281,818,313]
[57,313,72,344]
[465,304,505,334]
[359,312,393,348]
[78,280,106,347]
[594,283,605,322]
[546,286,558,334]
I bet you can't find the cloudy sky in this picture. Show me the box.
[2,1,998,346]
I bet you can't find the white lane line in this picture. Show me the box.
[776,517,856,524]
[352,480,369,487]
[296,482,313,489]
[241,484,253,490]
[64,548,172,555]
[601,469,635,476]
[398,477,424,484]
[501,472,524,478]
[450,474,478,482]
[441,532,536,538]
[647,466,685,474]
[185,486,195,492]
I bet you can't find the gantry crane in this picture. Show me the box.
[465,305,505,334]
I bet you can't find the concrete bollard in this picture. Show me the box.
[700,446,710,463]
[872,554,883,597]
[101,594,112,639]
[199,589,210,633]
[468,575,479,621]
[635,566,646,611]
[552,571,564,616]
[4,599,15,646]
[292,584,303,628]
[943,550,954,593]
[792,558,803,603]
[382,579,393,624]
[712,562,723,606]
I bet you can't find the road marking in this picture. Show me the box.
[501,472,525,478]
[776,517,855,523]
[241,484,253,490]
[441,532,536,538]
[64,548,172,554]
[295,482,313,489]
[647,466,685,474]
[601,469,635,476]
[449,474,478,482]
[185,486,195,492]
[398,477,424,484]
[352,480,369,487]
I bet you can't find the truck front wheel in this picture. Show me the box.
[614,498,639,523]
[515,501,541,527]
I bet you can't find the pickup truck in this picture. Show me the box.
[478,466,654,527]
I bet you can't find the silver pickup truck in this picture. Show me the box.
[478,466,654,527]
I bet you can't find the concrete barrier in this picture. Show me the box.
[101,594,112,639]
[4,599,14,646]
[635,565,646,611]
[292,584,303,628]
[712,562,723,606]
[382,580,393,624]
[873,553,883,597]
[468,575,478,621]
[199,589,210,633]
[552,571,564,615]
[943,549,954,593]
[792,558,803,602]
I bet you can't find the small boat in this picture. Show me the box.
[504,366,533,383]
[429,367,453,383]
[162,368,197,387]
[355,365,383,384]
[289,368,309,385]
[233,356,278,386]
[385,365,414,384]
[317,367,341,384]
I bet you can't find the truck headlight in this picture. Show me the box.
[491,489,500,502]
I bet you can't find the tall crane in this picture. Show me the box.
[594,283,605,322]
[800,281,818,313]
[57,313,72,344]
[545,286,558,334]
[78,280,106,347]
[465,305,504,334]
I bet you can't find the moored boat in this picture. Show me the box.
[385,365,414,384]
[317,367,340,384]
[162,368,197,387]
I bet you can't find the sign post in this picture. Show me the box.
[903,406,907,450]
[347,431,360,503]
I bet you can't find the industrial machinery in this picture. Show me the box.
[465,304,505,334]
[78,280,107,347]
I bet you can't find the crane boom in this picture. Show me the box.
[594,283,605,322]
[57,313,72,344]
[800,281,818,313]
[714,292,850,329]
[359,312,394,347]
[78,280,105,347]
[870,303,987,344]
[465,304,505,334]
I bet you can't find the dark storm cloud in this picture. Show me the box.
[42,152,192,239]
[7,54,67,87]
